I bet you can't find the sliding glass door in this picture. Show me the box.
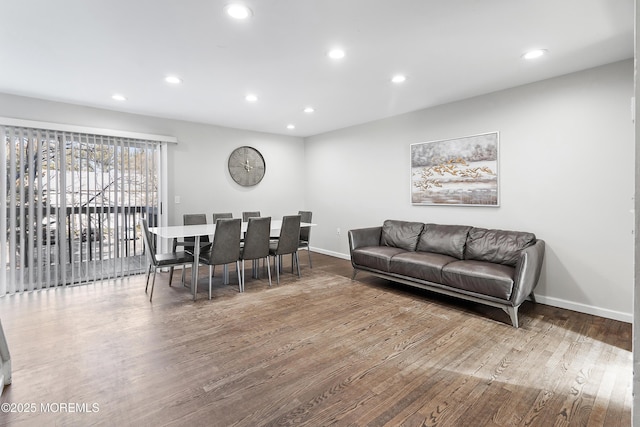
[1,124,164,295]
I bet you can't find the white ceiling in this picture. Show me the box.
[0,0,634,137]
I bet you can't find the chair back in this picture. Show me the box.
[242,211,261,221]
[184,214,209,243]
[298,211,312,242]
[212,212,233,223]
[241,217,271,260]
[209,218,242,265]
[274,215,301,256]
[141,219,158,265]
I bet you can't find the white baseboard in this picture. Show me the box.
[309,247,350,260]
[533,294,632,324]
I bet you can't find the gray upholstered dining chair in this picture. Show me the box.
[212,212,233,223]
[172,213,211,254]
[213,212,233,283]
[297,211,313,269]
[212,213,234,281]
[198,218,242,299]
[141,219,193,302]
[240,216,272,290]
[242,211,260,221]
[269,215,301,284]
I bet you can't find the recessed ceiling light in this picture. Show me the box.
[391,75,407,83]
[328,49,345,59]
[165,76,182,84]
[287,124,295,130]
[522,49,548,60]
[303,107,315,113]
[245,94,258,102]
[225,4,252,20]
[112,94,126,101]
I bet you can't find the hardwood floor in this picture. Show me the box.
[0,253,632,426]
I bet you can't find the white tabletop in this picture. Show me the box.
[149,220,315,239]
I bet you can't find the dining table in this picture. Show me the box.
[149,219,316,300]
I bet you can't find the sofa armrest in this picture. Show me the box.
[348,227,382,254]
[511,240,545,306]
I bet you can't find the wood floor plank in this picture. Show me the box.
[0,253,631,427]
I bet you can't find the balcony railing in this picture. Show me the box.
[5,205,157,286]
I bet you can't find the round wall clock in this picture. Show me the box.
[228,146,266,187]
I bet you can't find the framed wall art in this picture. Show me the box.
[410,132,499,206]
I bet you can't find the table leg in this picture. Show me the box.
[192,236,200,301]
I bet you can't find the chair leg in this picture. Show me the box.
[236,261,242,293]
[241,259,246,292]
[307,247,312,268]
[145,264,152,293]
[294,252,301,278]
[168,266,174,287]
[252,259,258,279]
[150,269,157,302]
[265,256,272,287]
[274,255,280,285]
[209,265,213,300]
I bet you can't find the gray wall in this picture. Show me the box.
[0,59,634,323]
[0,93,306,222]
[306,59,634,322]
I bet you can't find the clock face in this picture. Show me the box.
[228,146,266,187]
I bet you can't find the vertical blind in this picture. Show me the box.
[1,123,163,296]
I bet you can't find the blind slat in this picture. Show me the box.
[1,124,163,296]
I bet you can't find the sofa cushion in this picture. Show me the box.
[442,260,515,300]
[352,246,407,273]
[389,251,457,283]
[381,220,424,251]
[465,228,536,267]
[416,224,471,259]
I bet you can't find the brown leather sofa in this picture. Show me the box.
[348,220,545,327]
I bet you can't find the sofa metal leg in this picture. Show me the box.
[529,292,537,304]
[502,306,519,328]
[351,269,358,280]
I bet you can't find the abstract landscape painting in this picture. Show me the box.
[411,132,499,206]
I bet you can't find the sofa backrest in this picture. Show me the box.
[416,224,471,259]
[381,220,424,251]
[465,227,536,267]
